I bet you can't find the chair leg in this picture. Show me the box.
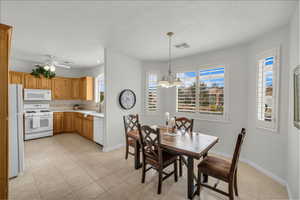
[141,163,146,183]
[157,168,163,194]
[179,156,183,177]
[234,171,238,196]
[174,161,178,182]
[229,181,234,200]
[196,170,201,196]
[125,143,129,160]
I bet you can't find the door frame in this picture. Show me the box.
[0,23,13,200]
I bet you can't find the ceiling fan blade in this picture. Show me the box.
[54,63,71,69]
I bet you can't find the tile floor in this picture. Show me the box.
[9,134,288,200]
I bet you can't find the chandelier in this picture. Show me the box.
[158,32,182,88]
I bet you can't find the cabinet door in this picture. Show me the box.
[72,78,81,99]
[63,112,74,132]
[39,77,52,89]
[9,71,24,84]
[75,114,83,135]
[80,77,94,101]
[52,78,72,99]
[82,116,93,140]
[24,74,39,89]
[54,112,64,134]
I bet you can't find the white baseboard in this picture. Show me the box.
[103,143,124,152]
[210,151,287,186]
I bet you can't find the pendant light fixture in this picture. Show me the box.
[158,32,182,88]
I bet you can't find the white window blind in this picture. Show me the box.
[256,49,279,131]
[176,72,197,113]
[145,73,159,112]
[199,67,225,114]
[176,66,226,117]
[95,74,105,103]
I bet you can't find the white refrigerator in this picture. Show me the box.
[9,84,24,178]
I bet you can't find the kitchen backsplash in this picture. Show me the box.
[50,100,98,111]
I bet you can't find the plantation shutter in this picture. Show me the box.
[145,73,158,112]
[198,67,225,114]
[176,72,196,113]
[257,56,275,122]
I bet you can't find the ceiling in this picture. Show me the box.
[1,0,297,68]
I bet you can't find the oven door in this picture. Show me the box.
[25,114,53,134]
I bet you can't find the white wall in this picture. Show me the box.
[83,64,104,78]
[141,24,295,188]
[104,48,142,151]
[287,4,300,199]
[145,45,249,156]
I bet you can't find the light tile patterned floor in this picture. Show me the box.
[9,134,288,200]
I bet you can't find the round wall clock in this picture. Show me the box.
[119,89,136,110]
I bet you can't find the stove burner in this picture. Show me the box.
[26,111,36,113]
[40,110,50,112]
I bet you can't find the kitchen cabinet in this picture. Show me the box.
[24,74,39,89]
[52,77,72,99]
[9,71,24,84]
[80,77,94,101]
[23,73,52,89]
[63,112,75,132]
[82,115,93,140]
[75,113,83,135]
[72,78,81,99]
[53,112,64,134]
[39,77,52,89]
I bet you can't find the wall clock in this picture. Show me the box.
[119,89,136,110]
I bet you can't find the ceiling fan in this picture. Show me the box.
[35,55,72,72]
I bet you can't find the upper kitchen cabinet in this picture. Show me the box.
[24,74,39,89]
[80,77,94,101]
[71,78,81,99]
[39,77,52,89]
[52,77,72,99]
[9,71,24,84]
[23,73,52,89]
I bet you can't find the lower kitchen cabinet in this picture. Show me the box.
[53,112,64,134]
[75,113,83,135]
[63,112,75,132]
[82,115,93,140]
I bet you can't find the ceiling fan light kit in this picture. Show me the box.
[158,32,183,88]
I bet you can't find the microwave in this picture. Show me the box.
[24,89,52,101]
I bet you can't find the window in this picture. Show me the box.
[176,66,226,118]
[95,74,104,103]
[199,67,225,114]
[176,72,196,112]
[145,73,159,112]
[256,48,280,130]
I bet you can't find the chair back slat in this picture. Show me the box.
[230,128,246,175]
[175,117,194,133]
[123,114,139,135]
[138,125,162,164]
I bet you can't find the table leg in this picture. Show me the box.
[187,157,195,199]
[134,141,142,169]
[203,152,208,183]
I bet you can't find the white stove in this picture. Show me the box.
[24,104,53,140]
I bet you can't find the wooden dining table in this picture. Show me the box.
[128,128,219,199]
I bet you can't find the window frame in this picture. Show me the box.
[175,64,229,122]
[94,73,105,103]
[256,47,280,132]
[144,71,160,114]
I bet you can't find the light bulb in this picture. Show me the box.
[44,65,50,71]
[50,65,56,72]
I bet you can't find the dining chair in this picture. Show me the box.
[123,114,140,160]
[138,124,178,194]
[174,117,194,177]
[196,128,246,200]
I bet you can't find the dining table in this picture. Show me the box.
[128,127,219,199]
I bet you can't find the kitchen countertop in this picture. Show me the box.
[51,109,104,118]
